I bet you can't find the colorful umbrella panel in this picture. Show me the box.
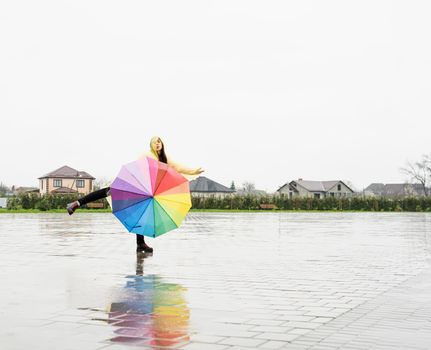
[110,157,191,238]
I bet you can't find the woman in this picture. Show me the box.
[66,136,204,253]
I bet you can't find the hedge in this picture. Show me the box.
[5,193,431,212]
[191,195,431,211]
[6,193,108,211]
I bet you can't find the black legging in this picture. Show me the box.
[77,187,146,246]
[77,187,110,206]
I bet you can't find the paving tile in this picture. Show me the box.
[245,319,284,326]
[218,336,266,347]
[260,340,287,349]
[287,328,312,336]
[181,343,229,350]
[250,325,291,333]
[255,332,301,342]
[190,334,226,343]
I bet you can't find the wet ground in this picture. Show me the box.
[1,212,431,350]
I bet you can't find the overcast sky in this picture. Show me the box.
[1,0,430,192]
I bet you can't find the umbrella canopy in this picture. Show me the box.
[110,156,192,238]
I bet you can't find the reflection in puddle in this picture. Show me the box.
[107,253,190,348]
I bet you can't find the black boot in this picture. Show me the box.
[136,243,153,253]
[136,235,153,253]
[66,201,80,215]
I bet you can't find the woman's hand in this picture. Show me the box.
[193,167,204,175]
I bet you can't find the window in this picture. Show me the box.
[53,179,62,187]
[76,179,85,188]
[337,184,341,191]
[314,193,321,199]
[330,192,334,197]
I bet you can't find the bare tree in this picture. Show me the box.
[93,177,111,191]
[0,182,10,196]
[242,182,256,195]
[401,154,431,196]
[343,180,357,192]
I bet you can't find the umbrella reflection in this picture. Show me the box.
[107,253,190,348]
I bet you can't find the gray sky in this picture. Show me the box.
[1,0,430,192]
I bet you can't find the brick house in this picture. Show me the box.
[38,165,95,195]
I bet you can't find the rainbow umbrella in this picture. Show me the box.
[110,156,191,238]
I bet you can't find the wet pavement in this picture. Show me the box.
[0,212,431,350]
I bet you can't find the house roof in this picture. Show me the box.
[293,180,325,192]
[279,179,354,193]
[39,165,95,180]
[364,183,427,196]
[277,182,298,192]
[364,183,385,193]
[292,180,341,192]
[321,181,347,192]
[14,186,39,193]
[189,176,235,193]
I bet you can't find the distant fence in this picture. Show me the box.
[4,193,431,212]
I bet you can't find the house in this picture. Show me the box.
[364,183,429,197]
[38,165,95,195]
[277,179,355,199]
[12,186,39,195]
[189,176,235,197]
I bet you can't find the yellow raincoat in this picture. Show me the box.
[143,149,200,181]
[106,142,201,208]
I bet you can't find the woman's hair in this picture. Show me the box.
[150,136,168,164]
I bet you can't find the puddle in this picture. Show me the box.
[99,253,190,347]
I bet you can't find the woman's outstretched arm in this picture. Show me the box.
[167,157,204,176]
